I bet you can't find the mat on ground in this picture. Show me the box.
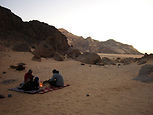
[9,84,70,94]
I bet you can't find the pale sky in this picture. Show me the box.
[1,0,153,53]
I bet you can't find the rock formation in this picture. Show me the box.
[67,48,82,59]
[0,6,69,57]
[59,28,141,54]
[134,64,153,82]
[136,53,153,65]
[53,52,65,61]
[76,52,102,64]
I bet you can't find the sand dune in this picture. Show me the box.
[0,51,153,115]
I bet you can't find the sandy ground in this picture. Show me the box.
[0,51,153,115]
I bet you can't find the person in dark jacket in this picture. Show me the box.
[33,76,40,90]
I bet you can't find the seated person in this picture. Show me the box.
[24,69,34,83]
[21,69,39,91]
[33,77,40,90]
[48,69,64,87]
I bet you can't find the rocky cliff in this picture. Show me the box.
[59,28,141,54]
[0,6,69,55]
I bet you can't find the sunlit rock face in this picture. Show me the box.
[59,28,141,54]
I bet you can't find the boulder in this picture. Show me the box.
[10,63,25,71]
[32,55,41,62]
[53,52,64,61]
[2,71,6,74]
[115,57,121,63]
[137,59,147,65]
[16,64,25,71]
[67,48,81,59]
[76,52,101,64]
[12,43,29,52]
[0,94,5,98]
[100,57,116,65]
[133,64,153,82]
[33,43,55,58]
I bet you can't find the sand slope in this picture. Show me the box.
[0,51,153,115]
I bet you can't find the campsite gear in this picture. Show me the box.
[39,84,70,94]
[21,81,34,91]
[8,94,12,97]
[39,82,43,87]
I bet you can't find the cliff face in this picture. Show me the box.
[59,28,141,54]
[0,5,141,55]
[0,6,69,54]
[0,6,23,32]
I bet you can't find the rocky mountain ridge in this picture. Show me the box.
[59,28,141,54]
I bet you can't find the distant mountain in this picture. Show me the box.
[0,6,69,55]
[59,28,141,54]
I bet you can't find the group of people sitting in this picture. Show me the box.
[20,69,64,91]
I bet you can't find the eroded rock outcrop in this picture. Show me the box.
[0,6,69,57]
[59,28,141,54]
[67,48,82,59]
[133,64,153,82]
[76,52,102,64]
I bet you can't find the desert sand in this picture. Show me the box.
[0,51,153,115]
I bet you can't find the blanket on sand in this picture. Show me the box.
[9,84,70,94]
